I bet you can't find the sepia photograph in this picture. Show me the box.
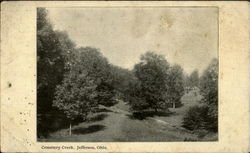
[1,1,250,152]
[37,7,219,142]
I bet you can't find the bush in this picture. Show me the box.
[182,105,217,132]
[183,105,208,130]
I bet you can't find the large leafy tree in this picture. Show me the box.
[75,47,115,107]
[37,8,75,113]
[53,66,98,135]
[37,8,76,138]
[53,47,116,135]
[131,52,170,112]
[167,64,185,107]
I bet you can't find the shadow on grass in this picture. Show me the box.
[87,113,109,123]
[38,109,91,138]
[72,125,105,135]
[38,107,113,138]
[128,111,174,120]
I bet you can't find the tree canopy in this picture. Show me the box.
[37,8,75,113]
[53,47,116,120]
[130,52,170,112]
[166,64,185,106]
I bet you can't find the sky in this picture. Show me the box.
[47,7,218,74]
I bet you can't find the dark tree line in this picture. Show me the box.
[37,8,78,114]
[37,8,116,136]
[37,8,77,137]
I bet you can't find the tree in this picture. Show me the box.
[131,52,170,112]
[37,8,76,114]
[167,64,185,108]
[55,30,76,70]
[200,58,218,105]
[199,58,218,131]
[53,47,116,135]
[109,65,136,100]
[183,58,218,132]
[53,69,98,135]
[125,76,147,111]
[189,69,199,88]
[75,47,116,107]
[37,8,76,137]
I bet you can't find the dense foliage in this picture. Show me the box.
[110,65,136,100]
[166,65,185,107]
[199,58,218,131]
[183,105,209,130]
[127,52,186,112]
[52,47,116,134]
[37,8,115,137]
[129,52,170,112]
[37,8,76,112]
[37,8,76,137]
[183,58,218,132]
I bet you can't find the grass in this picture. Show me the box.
[115,115,198,141]
[39,89,217,142]
[154,90,203,127]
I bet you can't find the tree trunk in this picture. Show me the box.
[69,121,72,136]
[173,102,175,109]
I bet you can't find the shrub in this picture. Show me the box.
[182,105,208,131]
[183,105,217,132]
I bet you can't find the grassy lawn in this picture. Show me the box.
[40,90,216,142]
[42,111,198,142]
[154,89,202,127]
